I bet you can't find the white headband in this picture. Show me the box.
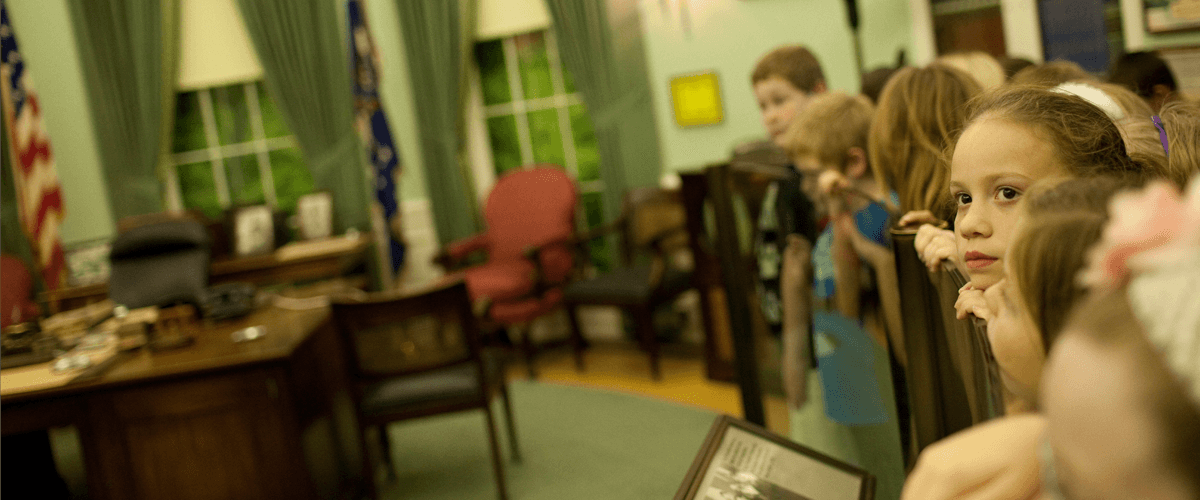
[1052,82,1126,122]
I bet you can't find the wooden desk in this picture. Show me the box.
[43,234,371,313]
[1,303,364,500]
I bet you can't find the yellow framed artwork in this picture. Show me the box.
[670,72,724,127]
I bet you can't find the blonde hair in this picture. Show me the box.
[785,92,873,172]
[1010,60,1095,88]
[950,86,1158,183]
[936,51,1005,90]
[868,64,981,218]
[1117,100,1200,188]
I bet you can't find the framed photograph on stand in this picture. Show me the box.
[675,415,875,500]
[231,205,275,257]
[297,191,334,240]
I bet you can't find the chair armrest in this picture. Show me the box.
[435,233,491,270]
[644,226,689,253]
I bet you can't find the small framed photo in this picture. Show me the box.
[675,415,874,500]
[231,205,275,257]
[297,191,334,240]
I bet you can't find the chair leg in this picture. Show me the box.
[565,305,587,372]
[499,381,522,462]
[520,324,538,379]
[360,428,379,500]
[378,424,396,481]
[483,403,511,500]
[632,305,662,380]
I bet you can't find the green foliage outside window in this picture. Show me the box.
[171,81,314,218]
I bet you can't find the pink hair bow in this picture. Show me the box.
[1080,176,1200,290]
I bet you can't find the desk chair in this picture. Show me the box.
[330,280,519,500]
[562,188,694,380]
[434,166,582,378]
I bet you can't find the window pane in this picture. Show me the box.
[515,32,553,100]
[269,148,315,213]
[173,92,206,153]
[178,161,222,218]
[486,115,522,175]
[224,154,265,205]
[474,40,511,106]
[213,84,252,146]
[258,82,290,139]
[581,192,611,272]
[569,104,600,181]
[527,109,564,166]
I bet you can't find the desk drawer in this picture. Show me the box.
[89,369,311,500]
[108,370,278,421]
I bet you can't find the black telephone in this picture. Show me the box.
[200,282,258,320]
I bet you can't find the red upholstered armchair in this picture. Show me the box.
[434,166,585,377]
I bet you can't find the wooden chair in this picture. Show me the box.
[891,228,1004,466]
[561,187,695,380]
[330,280,520,500]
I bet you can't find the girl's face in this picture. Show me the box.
[981,259,1045,403]
[949,117,1068,289]
[1041,334,1192,500]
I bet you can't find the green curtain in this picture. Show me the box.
[545,0,663,223]
[395,0,479,243]
[68,0,179,221]
[236,0,368,232]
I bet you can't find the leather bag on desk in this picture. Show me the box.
[108,218,210,311]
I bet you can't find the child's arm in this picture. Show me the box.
[780,234,812,409]
[838,216,907,364]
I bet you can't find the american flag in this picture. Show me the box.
[1,2,66,290]
[348,0,405,284]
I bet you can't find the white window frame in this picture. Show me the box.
[165,81,298,211]
[471,30,604,198]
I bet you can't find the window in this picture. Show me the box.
[168,81,314,218]
[473,30,610,270]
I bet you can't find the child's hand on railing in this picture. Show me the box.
[915,224,956,272]
[955,282,993,321]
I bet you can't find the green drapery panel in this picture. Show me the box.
[236,0,369,232]
[395,0,479,243]
[545,0,663,223]
[68,0,179,221]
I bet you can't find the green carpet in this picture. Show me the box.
[379,380,718,500]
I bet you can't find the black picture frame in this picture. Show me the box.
[230,204,275,257]
[674,415,875,500]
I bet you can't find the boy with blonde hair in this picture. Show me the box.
[781,91,906,500]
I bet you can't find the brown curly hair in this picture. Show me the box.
[947,86,1160,186]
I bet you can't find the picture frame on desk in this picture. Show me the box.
[675,415,875,500]
[229,204,275,257]
[297,191,334,240]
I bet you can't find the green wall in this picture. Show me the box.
[641,0,913,173]
[5,0,113,246]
